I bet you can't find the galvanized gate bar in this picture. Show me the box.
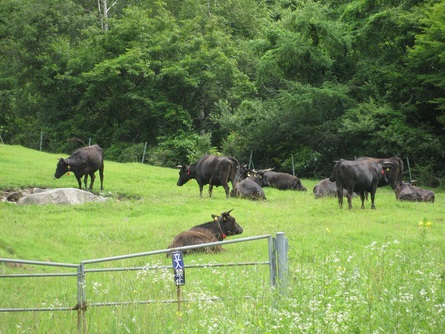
[81,235,272,265]
[1,307,77,312]
[85,261,270,273]
[0,273,77,278]
[0,258,78,267]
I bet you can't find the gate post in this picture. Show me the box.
[77,262,87,333]
[275,232,288,294]
[268,235,276,287]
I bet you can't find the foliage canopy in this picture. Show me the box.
[1,0,444,185]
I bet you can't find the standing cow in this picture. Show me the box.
[176,155,239,198]
[329,159,390,209]
[54,138,104,191]
[253,169,307,191]
[167,209,243,254]
[356,157,404,195]
[231,165,266,200]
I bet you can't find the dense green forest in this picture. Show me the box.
[1,0,444,185]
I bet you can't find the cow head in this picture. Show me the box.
[295,179,307,191]
[234,165,250,183]
[252,168,273,187]
[380,162,395,187]
[176,165,191,186]
[211,209,243,237]
[380,161,403,193]
[54,158,70,179]
[328,160,341,182]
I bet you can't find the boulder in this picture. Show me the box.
[18,188,107,205]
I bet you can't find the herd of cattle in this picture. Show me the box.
[53,140,435,254]
[53,139,435,208]
[175,154,435,208]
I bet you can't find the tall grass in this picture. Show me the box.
[1,144,445,333]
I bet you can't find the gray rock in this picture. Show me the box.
[18,188,107,205]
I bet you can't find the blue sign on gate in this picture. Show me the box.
[171,251,185,286]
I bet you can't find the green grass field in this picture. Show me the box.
[1,144,444,333]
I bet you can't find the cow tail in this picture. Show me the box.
[230,157,240,184]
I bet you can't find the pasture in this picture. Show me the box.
[1,144,444,333]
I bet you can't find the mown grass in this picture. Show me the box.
[1,144,445,333]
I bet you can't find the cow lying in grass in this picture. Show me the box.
[252,168,307,191]
[231,165,266,200]
[397,182,435,203]
[167,209,243,255]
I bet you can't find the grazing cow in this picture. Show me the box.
[253,169,307,191]
[167,209,243,255]
[329,159,390,209]
[313,178,357,199]
[356,157,404,195]
[397,182,435,202]
[176,155,239,198]
[231,165,266,200]
[54,138,104,191]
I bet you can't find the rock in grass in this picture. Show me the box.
[18,188,107,205]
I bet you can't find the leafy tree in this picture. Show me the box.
[0,0,96,148]
[215,2,353,175]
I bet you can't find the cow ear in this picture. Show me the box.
[211,214,219,221]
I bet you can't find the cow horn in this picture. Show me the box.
[226,208,234,215]
[176,165,183,169]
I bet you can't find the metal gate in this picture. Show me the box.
[1,232,288,333]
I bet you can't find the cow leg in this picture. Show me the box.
[221,180,230,198]
[347,187,353,209]
[208,184,213,197]
[89,173,96,191]
[337,187,343,209]
[75,175,82,189]
[360,192,366,209]
[347,192,353,210]
[83,175,89,190]
[199,184,204,197]
[370,191,376,209]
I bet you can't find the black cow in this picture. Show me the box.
[177,155,239,198]
[231,165,266,200]
[329,159,390,209]
[54,138,104,191]
[397,182,435,203]
[167,209,243,254]
[356,157,404,195]
[253,169,307,191]
[313,178,357,199]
